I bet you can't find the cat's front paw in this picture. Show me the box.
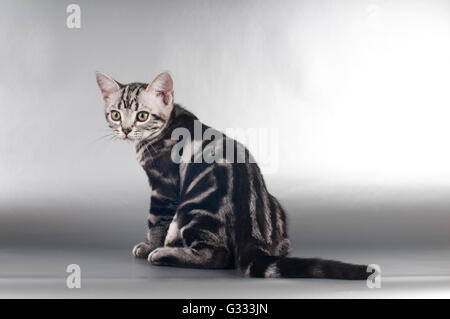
[132,242,151,258]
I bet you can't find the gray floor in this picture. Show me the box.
[1,247,449,298]
[1,186,450,298]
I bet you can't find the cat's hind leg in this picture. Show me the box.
[148,214,231,268]
[148,246,230,269]
[150,206,232,269]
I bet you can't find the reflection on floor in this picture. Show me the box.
[1,248,449,298]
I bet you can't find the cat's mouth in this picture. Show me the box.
[123,135,140,142]
[117,132,140,142]
[116,126,166,143]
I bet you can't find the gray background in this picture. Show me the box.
[1,0,450,298]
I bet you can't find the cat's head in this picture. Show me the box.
[95,71,174,142]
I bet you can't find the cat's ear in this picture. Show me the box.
[95,72,122,105]
[146,72,174,105]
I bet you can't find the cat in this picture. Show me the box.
[96,71,371,279]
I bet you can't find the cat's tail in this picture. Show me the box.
[242,255,370,280]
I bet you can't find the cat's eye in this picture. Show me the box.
[136,111,149,122]
[111,111,121,121]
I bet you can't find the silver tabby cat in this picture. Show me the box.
[96,71,370,279]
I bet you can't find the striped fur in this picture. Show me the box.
[97,72,371,280]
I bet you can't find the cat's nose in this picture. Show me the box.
[122,127,132,136]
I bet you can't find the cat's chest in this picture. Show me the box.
[138,139,180,191]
